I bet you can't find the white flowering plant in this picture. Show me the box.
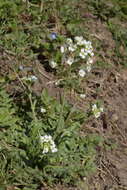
[90,102,104,119]
[40,135,58,154]
[20,89,103,186]
[0,80,104,189]
[41,34,94,92]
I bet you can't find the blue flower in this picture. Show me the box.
[50,32,57,40]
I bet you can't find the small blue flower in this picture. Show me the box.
[50,32,57,40]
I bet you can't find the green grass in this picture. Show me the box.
[107,20,127,66]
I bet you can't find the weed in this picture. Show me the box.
[0,86,103,189]
[36,35,94,92]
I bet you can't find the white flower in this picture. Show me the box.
[82,40,87,45]
[51,147,58,153]
[79,48,87,59]
[87,58,93,64]
[80,94,86,98]
[55,80,60,86]
[66,38,73,45]
[86,64,91,72]
[66,57,74,65]
[85,42,93,50]
[31,76,38,81]
[91,52,94,57]
[40,135,51,143]
[81,48,85,52]
[85,41,92,46]
[60,46,65,53]
[75,36,84,45]
[92,104,103,118]
[40,107,46,113]
[68,44,77,52]
[85,48,92,54]
[40,135,57,154]
[22,75,37,82]
[43,147,49,154]
[75,36,83,41]
[81,40,94,57]
[92,104,97,111]
[49,60,57,68]
[94,112,101,118]
[78,69,86,77]
[100,107,104,112]
[44,135,52,141]
[19,65,24,70]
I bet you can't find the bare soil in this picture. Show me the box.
[86,68,127,190]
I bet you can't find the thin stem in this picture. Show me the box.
[29,93,37,121]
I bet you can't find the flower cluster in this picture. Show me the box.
[80,94,86,99]
[49,35,94,80]
[40,135,58,154]
[65,36,94,75]
[40,107,46,113]
[22,75,38,82]
[49,60,57,68]
[92,104,103,118]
